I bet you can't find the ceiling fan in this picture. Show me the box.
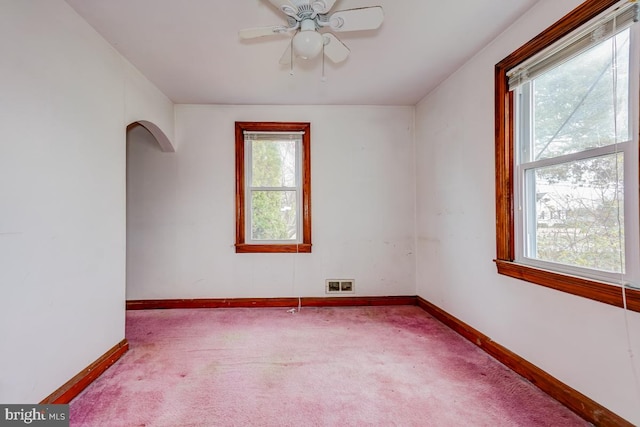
[238,0,384,65]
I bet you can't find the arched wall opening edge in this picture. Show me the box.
[127,120,175,153]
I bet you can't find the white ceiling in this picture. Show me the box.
[64,0,538,105]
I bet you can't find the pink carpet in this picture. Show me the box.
[70,306,587,426]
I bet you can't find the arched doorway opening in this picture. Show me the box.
[125,121,175,303]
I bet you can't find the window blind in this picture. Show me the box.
[243,131,304,141]
[507,1,638,90]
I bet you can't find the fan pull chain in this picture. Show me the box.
[290,35,294,75]
[321,37,327,82]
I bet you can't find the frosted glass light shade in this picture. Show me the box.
[292,30,324,59]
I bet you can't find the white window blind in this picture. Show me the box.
[508,1,639,89]
[243,131,304,141]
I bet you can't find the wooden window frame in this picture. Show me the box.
[235,121,312,253]
[495,0,640,313]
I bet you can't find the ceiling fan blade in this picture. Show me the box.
[268,0,299,18]
[279,42,293,65]
[311,0,337,13]
[238,25,289,40]
[323,33,350,63]
[328,6,384,32]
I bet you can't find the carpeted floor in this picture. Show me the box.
[69,306,587,426]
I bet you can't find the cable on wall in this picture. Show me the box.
[610,10,640,403]
[287,243,302,314]
[287,136,303,314]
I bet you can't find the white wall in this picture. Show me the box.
[0,0,173,403]
[4,0,635,420]
[415,0,640,423]
[124,60,175,152]
[126,105,416,299]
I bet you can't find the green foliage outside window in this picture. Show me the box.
[527,31,629,273]
[250,139,298,241]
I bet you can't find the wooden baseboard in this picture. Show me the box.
[416,296,632,427]
[40,339,129,404]
[126,296,418,310]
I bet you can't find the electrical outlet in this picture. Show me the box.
[326,279,354,294]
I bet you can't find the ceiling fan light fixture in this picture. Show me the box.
[239,3,384,66]
[292,20,324,59]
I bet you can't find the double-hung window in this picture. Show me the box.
[495,0,640,311]
[235,122,311,253]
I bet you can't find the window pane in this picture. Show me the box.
[528,153,624,272]
[532,30,630,160]
[251,140,297,187]
[251,191,297,241]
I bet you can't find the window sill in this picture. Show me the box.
[235,243,312,254]
[495,259,640,313]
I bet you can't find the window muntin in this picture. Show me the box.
[235,122,311,253]
[495,0,640,311]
